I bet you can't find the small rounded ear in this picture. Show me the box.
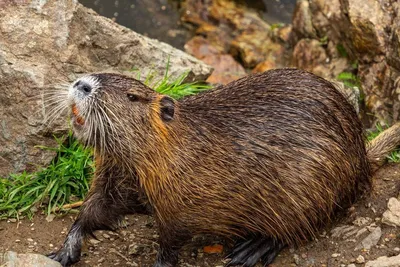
[160,96,175,122]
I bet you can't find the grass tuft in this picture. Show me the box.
[337,72,361,89]
[133,58,212,99]
[0,132,93,219]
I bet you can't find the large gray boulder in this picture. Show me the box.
[0,0,212,177]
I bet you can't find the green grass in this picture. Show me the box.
[0,70,211,219]
[336,44,348,58]
[270,23,284,31]
[319,36,328,46]
[366,123,384,141]
[151,71,211,99]
[0,132,94,219]
[337,72,361,88]
[335,44,362,94]
[135,59,212,99]
[367,123,400,163]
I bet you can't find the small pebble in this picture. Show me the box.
[356,255,365,263]
[394,247,400,252]
[89,238,101,245]
[331,253,340,258]
[293,254,301,265]
[103,233,111,239]
[27,238,34,242]
[347,264,356,267]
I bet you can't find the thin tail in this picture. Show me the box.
[367,122,400,172]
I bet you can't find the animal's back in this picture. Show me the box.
[175,69,371,244]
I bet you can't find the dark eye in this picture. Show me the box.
[127,93,138,102]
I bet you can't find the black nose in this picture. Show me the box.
[74,80,92,94]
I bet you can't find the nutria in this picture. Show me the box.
[47,68,400,267]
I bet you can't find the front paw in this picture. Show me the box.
[47,246,81,267]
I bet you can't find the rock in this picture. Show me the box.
[0,0,212,177]
[128,243,146,256]
[347,264,356,267]
[382,198,400,227]
[291,0,316,41]
[195,23,233,53]
[356,255,365,264]
[331,253,341,258]
[230,27,284,68]
[293,254,301,265]
[184,36,245,85]
[252,60,278,73]
[182,0,288,71]
[201,54,246,85]
[184,36,220,59]
[45,214,55,223]
[353,217,372,226]
[355,226,381,250]
[365,254,400,267]
[1,251,61,267]
[291,39,349,80]
[290,0,400,124]
[102,233,111,239]
[89,238,100,245]
[275,25,293,43]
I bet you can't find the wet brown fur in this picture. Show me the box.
[87,69,397,244]
[51,68,400,266]
[133,69,372,245]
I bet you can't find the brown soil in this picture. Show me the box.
[1,164,400,267]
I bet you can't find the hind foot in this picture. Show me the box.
[225,235,285,267]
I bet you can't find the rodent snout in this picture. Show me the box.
[74,80,92,95]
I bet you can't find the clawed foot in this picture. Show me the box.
[47,246,81,267]
[225,235,285,267]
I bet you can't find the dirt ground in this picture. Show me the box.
[1,164,400,267]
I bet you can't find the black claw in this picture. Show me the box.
[225,238,253,259]
[225,235,285,267]
[261,241,286,266]
[47,248,81,267]
[226,238,264,266]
